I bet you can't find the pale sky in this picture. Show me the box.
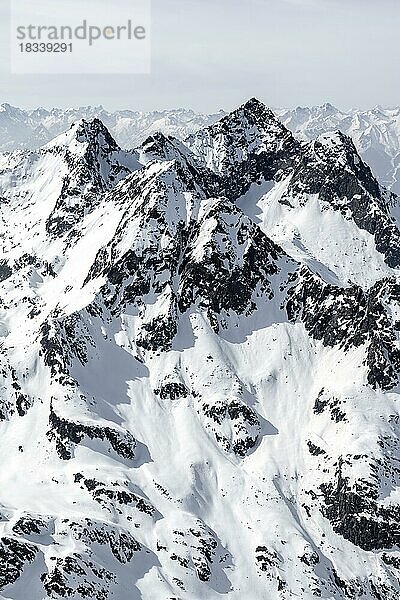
[0,0,398,112]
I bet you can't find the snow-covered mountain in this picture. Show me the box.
[1,101,400,196]
[277,103,400,195]
[1,98,400,599]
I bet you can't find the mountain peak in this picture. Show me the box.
[240,96,276,117]
[0,103,26,120]
[71,118,119,147]
[185,98,298,195]
[44,117,120,154]
[208,98,293,152]
[319,101,338,113]
[232,97,285,132]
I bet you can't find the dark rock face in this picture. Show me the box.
[299,549,319,567]
[0,260,12,283]
[0,537,38,588]
[255,546,287,593]
[320,457,400,551]
[38,517,143,599]
[48,402,136,460]
[0,361,33,421]
[307,388,400,558]
[165,521,229,586]
[201,397,261,457]
[192,533,218,582]
[382,553,400,569]
[307,440,326,456]
[40,315,88,385]
[313,389,347,422]
[287,270,400,390]
[67,518,141,563]
[13,515,51,537]
[84,167,193,351]
[255,545,281,573]
[42,553,114,600]
[154,382,189,401]
[75,477,156,516]
[136,300,179,352]
[0,512,145,599]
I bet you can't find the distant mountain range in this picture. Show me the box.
[0,103,224,151]
[1,101,400,194]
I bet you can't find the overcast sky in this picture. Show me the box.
[0,0,398,112]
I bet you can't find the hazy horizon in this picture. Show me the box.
[1,99,400,114]
[1,0,399,112]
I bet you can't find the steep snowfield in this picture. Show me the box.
[1,99,400,599]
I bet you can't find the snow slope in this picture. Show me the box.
[1,99,400,599]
